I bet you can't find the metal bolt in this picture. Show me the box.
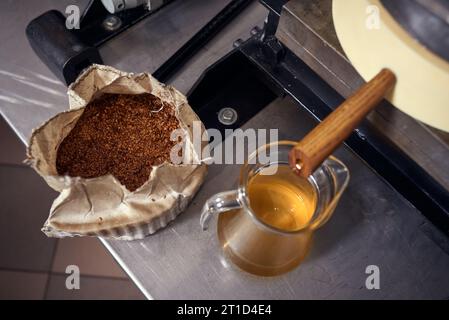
[250,26,261,36]
[233,38,244,48]
[72,44,83,52]
[102,15,122,31]
[218,108,238,126]
[264,36,285,64]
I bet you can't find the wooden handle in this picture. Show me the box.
[289,68,396,177]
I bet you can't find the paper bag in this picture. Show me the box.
[27,65,207,240]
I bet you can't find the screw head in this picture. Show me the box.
[102,15,122,31]
[250,26,261,36]
[218,108,238,126]
[233,39,244,48]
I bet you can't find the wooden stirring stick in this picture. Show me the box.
[289,68,396,178]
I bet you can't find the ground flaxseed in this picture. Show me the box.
[56,93,180,192]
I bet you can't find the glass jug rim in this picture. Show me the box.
[237,140,349,235]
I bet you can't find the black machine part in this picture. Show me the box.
[153,0,253,82]
[25,0,170,85]
[25,0,252,85]
[380,0,449,63]
[26,10,103,86]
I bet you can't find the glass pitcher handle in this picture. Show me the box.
[200,190,242,230]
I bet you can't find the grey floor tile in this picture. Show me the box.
[0,165,58,271]
[45,274,145,300]
[52,237,128,279]
[0,270,48,299]
[0,115,26,165]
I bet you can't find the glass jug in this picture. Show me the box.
[200,141,350,276]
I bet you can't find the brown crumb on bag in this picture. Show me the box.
[56,93,180,192]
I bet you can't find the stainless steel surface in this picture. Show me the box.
[277,0,352,96]
[106,97,449,299]
[276,0,449,192]
[147,0,165,11]
[1,0,449,299]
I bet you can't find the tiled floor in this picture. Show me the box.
[0,115,144,299]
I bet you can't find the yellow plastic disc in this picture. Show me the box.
[333,0,449,132]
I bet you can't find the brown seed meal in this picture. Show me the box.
[56,93,180,192]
